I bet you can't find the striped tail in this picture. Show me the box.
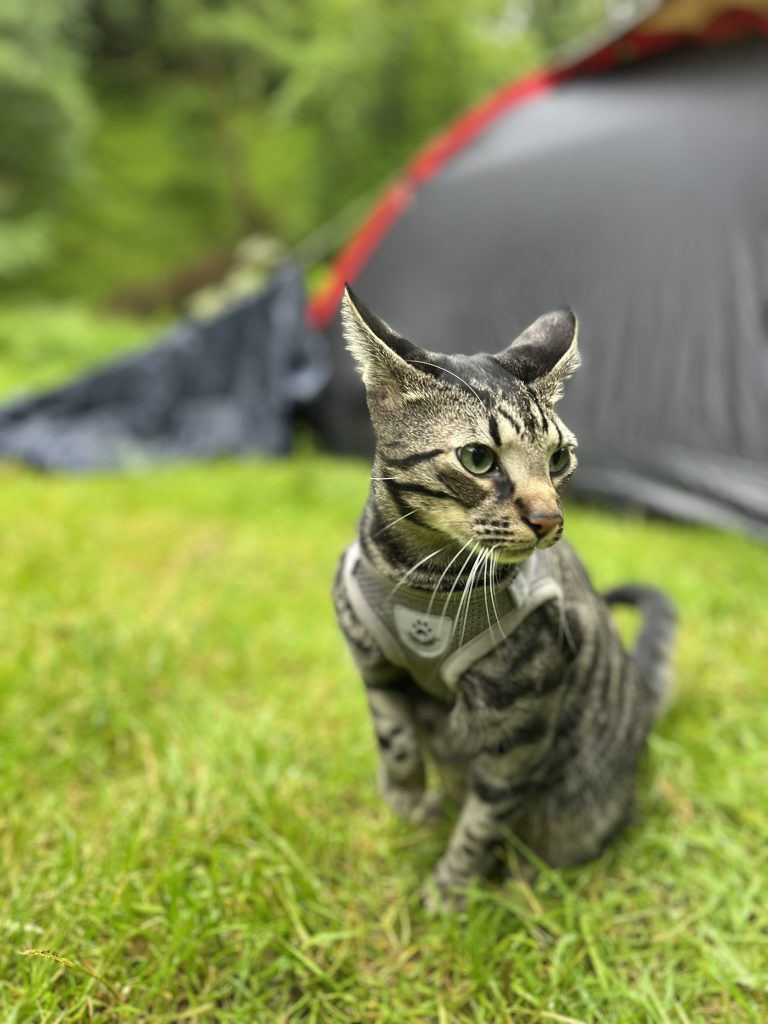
[603,584,678,713]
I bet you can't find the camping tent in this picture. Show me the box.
[308,0,768,538]
[0,265,328,470]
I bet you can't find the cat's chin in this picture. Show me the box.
[489,544,537,565]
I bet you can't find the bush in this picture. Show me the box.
[0,0,92,278]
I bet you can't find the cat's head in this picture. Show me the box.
[342,286,580,564]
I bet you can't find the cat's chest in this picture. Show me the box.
[460,601,574,705]
[343,541,569,703]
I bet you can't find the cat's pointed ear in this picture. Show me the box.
[341,285,428,398]
[496,309,580,405]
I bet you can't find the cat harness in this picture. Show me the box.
[342,541,563,700]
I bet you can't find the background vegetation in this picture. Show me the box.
[2,0,620,338]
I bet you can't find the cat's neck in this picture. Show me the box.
[358,491,520,594]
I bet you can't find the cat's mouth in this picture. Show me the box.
[474,530,563,563]
[475,537,537,563]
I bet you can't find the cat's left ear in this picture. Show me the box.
[341,285,429,400]
[495,309,580,405]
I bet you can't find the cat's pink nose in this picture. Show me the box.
[524,511,563,538]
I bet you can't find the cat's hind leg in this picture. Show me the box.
[512,769,636,870]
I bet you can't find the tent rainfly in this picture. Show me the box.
[308,0,768,538]
[0,266,328,470]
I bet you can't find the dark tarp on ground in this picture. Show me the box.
[311,37,768,538]
[0,264,329,471]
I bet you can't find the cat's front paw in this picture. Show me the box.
[383,786,445,824]
[421,861,468,914]
[382,783,425,820]
[379,765,426,820]
[408,790,445,825]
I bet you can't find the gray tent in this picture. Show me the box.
[0,265,329,471]
[309,2,768,537]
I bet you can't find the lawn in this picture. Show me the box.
[0,304,161,404]
[1,455,767,1022]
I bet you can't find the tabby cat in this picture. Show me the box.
[333,287,676,911]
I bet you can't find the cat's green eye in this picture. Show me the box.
[458,444,497,475]
[549,448,571,475]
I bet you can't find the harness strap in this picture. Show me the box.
[342,542,407,670]
[342,541,563,696]
[441,577,562,687]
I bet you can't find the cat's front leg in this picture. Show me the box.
[365,683,437,823]
[423,753,536,912]
[422,789,508,911]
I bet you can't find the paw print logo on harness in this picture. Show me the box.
[393,606,453,660]
[408,617,437,648]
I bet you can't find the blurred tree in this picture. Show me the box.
[257,0,545,225]
[83,0,160,59]
[526,0,611,49]
[78,0,547,253]
[0,0,92,278]
[2,0,623,302]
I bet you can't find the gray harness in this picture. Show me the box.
[343,542,563,700]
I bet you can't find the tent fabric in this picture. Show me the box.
[307,5,768,331]
[0,264,329,471]
[309,30,768,539]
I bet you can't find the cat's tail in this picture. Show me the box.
[603,584,678,714]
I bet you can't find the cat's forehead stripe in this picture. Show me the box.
[498,400,545,441]
[526,387,549,432]
[496,406,523,436]
[383,447,445,469]
[488,414,502,447]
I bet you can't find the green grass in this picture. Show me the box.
[0,302,164,403]
[1,456,767,1022]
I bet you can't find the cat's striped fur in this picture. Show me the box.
[332,288,676,910]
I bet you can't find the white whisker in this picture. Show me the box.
[454,547,481,644]
[426,539,473,615]
[482,550,493,636]
[452,565,472,643]
[409,360,485,406]
[489,547,505,641]
[392,544,450,595]
[372,508,418,537]
[458,549,485,646]
[441,543,478,623]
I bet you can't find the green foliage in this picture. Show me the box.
[28,78,249,303]
[0,302,158,400]
[527,0,615,49]
[0,456,766,1020]
[3,0,620,302]
[253,0,544,218]
[0,0,92,277]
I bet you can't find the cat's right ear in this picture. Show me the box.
[341,286,427,400]
[495,309,580,405]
